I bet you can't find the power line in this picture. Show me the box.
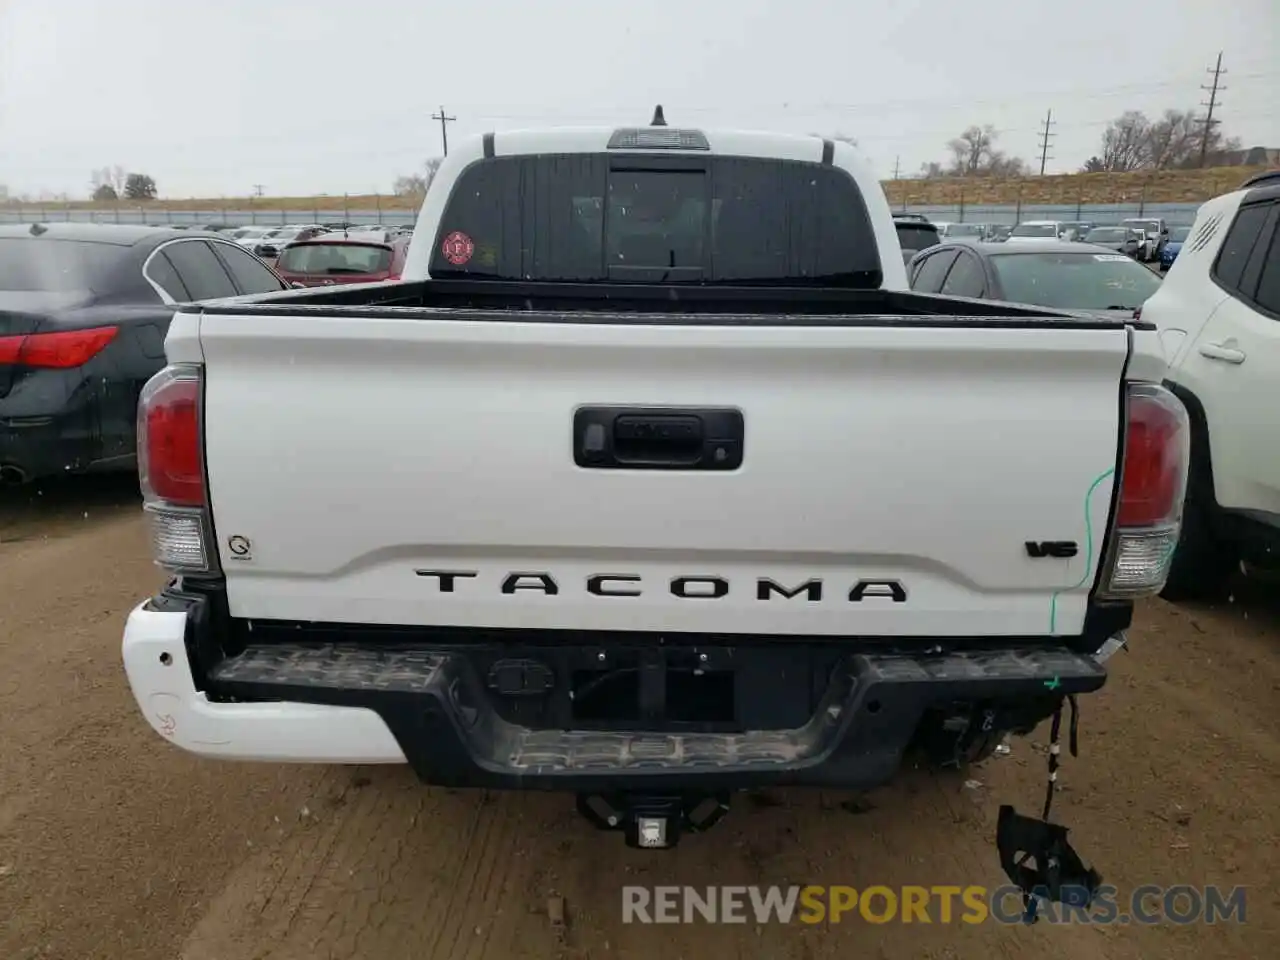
[431,106,457,157]
[1037,108,1056,175]
[1197,52,1226,169]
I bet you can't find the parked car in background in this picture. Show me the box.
[232,226,274,248]
[272,233,411,287]
[1006,220,1066,243]
[1138,178,1280,600]
[936,222,986,241]
[1159,225,1192,271]
[983,223,1013,242]
[253,224,329,258]
[1121,218,1170,262]
[892,215,940,266]
[907,240,1162,317]
[0,223,285,485]
[1084,225,1146,259]
[1059,221,1095,242]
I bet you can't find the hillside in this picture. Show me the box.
[881,165,1273,207]
[3,165,1273,212]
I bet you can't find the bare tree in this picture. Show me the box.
[92,184,118,201]
[1098,111,1151,172]
[942,125,1026,176]
[1094,109,1243,171]
[1080,156,1107,173]
[393,157,444,197]
[918,161,946,178]
[90,166,129,197]
[1144,110,1201,169]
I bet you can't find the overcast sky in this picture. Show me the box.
[1,0,1276,198]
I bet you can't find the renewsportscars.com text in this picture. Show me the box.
[621,884,1248,925]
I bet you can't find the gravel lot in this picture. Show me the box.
[1,477,1276,960]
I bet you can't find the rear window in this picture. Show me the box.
[895,223,940,254]
[429,154,881,286]
[1086,228,1127,242]
[277,242,393,275]
[1011,224,1058,238]
[0,238,128,293]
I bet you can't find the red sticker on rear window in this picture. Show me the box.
[441,231,474,266]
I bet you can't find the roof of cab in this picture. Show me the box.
[488,126,830,164]
[922,240,1135,256]
[0,223,210,245]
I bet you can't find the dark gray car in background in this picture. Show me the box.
[0,223,285,484]
[906,239,1163,318]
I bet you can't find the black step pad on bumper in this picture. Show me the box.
[209,643,1106,790]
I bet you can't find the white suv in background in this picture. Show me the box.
[1140,171,1280,599]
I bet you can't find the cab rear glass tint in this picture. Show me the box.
[429,154,881,286]
[278,243,393,275]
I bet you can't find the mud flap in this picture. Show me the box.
[996,805,1102,919]
[995,694,1102,921]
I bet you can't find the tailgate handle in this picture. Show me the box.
[574,407,744,471]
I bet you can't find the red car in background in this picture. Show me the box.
[272,234,411,287]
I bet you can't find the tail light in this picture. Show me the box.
[1097,382,1190,597]
[0,326,118,368]
[137,364,219,575]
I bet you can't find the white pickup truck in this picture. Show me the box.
[122,114,1187,897]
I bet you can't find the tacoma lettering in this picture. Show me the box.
[587,575,641,597]
[414,569,478,591]
[670,576,729,599]
[501,573,559,595]
[415,570,906,602]
[757,578,822,601]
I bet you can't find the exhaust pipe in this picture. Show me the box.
[0,465,28,486]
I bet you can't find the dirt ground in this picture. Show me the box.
[1,478,1277,960]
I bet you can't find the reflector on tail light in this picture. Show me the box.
[0,326,118,368]
[137,364,218,574]
[1098,383,1190,598]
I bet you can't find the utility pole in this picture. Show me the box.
[252,184,265,198]
[1037,109,1056,176]
[1198,52,1226,168]
[431,106,457,157]
[892,156,901,179]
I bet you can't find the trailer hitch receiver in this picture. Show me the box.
[576,792,730,849]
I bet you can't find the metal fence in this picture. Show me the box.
[0,199,1206,228]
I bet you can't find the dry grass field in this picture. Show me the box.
[4,165,1273,215]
